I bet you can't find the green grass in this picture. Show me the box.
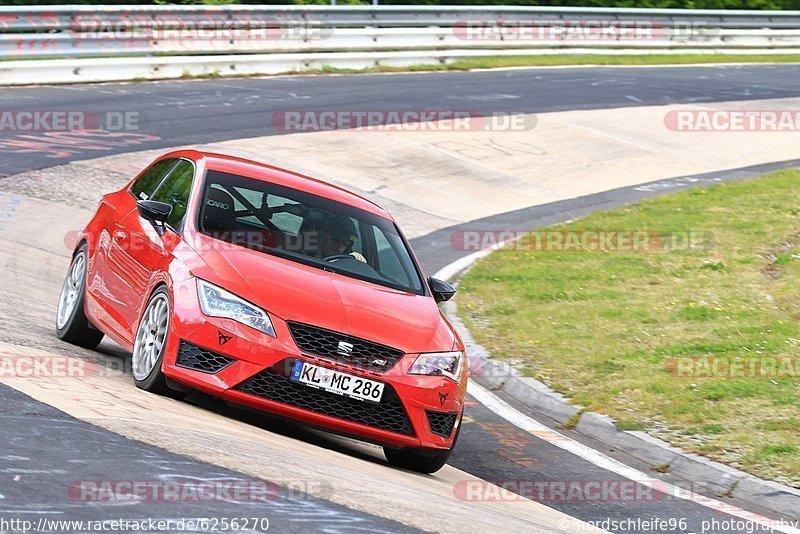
[433,54,800,69]
[310,54,800,74]
[159,53,800,80]
[180,69,222,80]
[459,169,800,486]
[616,421,646,431]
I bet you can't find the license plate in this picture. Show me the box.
[290,360,384,403]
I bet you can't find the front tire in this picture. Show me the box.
[384,412,463,474]
[55,245,104,349]
[132,287,184,398]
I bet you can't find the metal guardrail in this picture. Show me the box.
[2,5,800,60]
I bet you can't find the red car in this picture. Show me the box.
[55,150,467,473]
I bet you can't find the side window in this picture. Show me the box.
[149,160,195,229]
[373,226,411,286]
[130,159,178,201]
[230,186,263,227]
[267,195,303,235]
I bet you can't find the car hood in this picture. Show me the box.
[187,234,456,354]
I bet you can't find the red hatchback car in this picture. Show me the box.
[55,150,467,473]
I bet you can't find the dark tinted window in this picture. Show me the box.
[130,159,178,201]
[150,160,195,229]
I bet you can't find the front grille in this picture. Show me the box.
[235,359,415,436]
[176,340,235,374]
[286,321,404,373]
[426,411,458,438]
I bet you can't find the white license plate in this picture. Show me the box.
[290,360,384,403]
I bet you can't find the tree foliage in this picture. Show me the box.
[1,0,798,8]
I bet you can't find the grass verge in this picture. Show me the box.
[313,53,800,74]
[458,169,800,487]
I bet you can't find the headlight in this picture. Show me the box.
[196,279,276,337]
[408,351,463,381]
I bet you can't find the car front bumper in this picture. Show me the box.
[161,278,467,450]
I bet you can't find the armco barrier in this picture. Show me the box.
[1,5,799,84]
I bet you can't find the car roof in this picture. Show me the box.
[162,149,393,220]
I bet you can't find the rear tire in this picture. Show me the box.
[55,245,104,349]
[384,412,463,474]
[132,287,185,399]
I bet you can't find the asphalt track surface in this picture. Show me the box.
[2,64,800,178]
[1,65,799,533]
[2,386,418,534]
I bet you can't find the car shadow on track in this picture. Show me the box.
[82,339,432,475]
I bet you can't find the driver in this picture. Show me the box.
[306,212,366,263]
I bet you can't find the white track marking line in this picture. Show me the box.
[468,381,800,534]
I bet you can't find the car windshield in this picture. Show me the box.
[197,169,425,295]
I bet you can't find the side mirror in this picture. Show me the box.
[428,277,457,303]
[137,200,172,236]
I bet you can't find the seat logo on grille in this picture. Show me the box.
[337,341,354,356]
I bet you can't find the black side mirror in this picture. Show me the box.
[137,200,172,236]
[428,277,457,303]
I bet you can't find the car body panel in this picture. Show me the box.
[187,235,456,354]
